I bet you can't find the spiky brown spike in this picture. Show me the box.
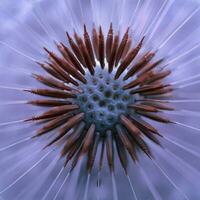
[129,115,159,135]
[121,37,132,60]
[66,32,86,67]
[130,84,170,95]
[59,43,85,75]
[120,115,141,137]
[136,111,171,123]
[132,135,153,158]
[106,130,114,172]
[84,25,96,66]
[106,23,113,62]
[116,125,137,161]
[46,113,85,148]
[29,104,79,121]
[99,26,105,68]
[74,32,95,75]
[37,62,65,82]
[64,137,83,167]
[33,114,72,137]
[142,101,174,111]
[99,138,105,171]
[140,85,173,96]
[115,36,145,79]
[137,126,161,146]
[143,70,171,85]
[80,124,95,155]
[138,58,164,76]
[46,61,79,86]
[92,26,99,60]
[70,124,96,171]
[61,122,86,157]
[108,33,119,73]
[87,133,100,173]
[60,113,85,135]
[28,99,72,107]
[115,135,128,174]
[115,27,129,66]
[123,71,154,90]
[32,74,73,91]
[124,52,155,80]
[128,104,158,112]
[46,49,87,83]
[25,88,77,99]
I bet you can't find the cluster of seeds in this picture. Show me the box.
[26,23,174,173]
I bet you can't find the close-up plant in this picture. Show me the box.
[0,0,200,199]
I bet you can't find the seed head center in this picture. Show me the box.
[76,65,134,132]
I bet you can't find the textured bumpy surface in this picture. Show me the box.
[77,67,135,132]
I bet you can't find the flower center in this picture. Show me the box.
[76,65,135,132]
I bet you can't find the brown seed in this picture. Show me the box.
[66,32,86,67]
[34,114,72,137]
[99,26,105,68]
[47,113,85,148]
[108,33,119,73]
[29,104,79,121]
[87,133,100,173]
[32,74,73,91]
[28,99,71,107]
[115,36,145,79]
[115,134,128,174]
[121,37,132,60]
[84,24,96,66]
[61,122,86,157]
[128,104,158,112]
[116,124,137,162]
[25,88,76,99]
[106,130,114,172]
[124,51,155,80]
[120,115,141,136]
[136,111,172,123]
[92,26,99,60]
[106,23,113,62]
[115,27,129,67]
[60,42,85,75]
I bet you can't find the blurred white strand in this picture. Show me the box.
[174,121,200,132]
[0,101,28,106]
[171,73,200,85]
[0,41,38,62]
[177,79,200,89]
[83,173,91,200]
[0,119,26,128]
[126,174,138,200]
[145,0,175,45]
[0,136,31,152]
[128,0,141,27]
[138,165,161,200]
[32,4,58,41]
[158,6,200,50]
[41,166,65,200]
[0,7,49,48]
[163,136,200,159]
[163,41,200,70]
[0,149,53,194]
[111,172,119,200]
[52,172,70,200]
[152,160,190,200]
[165,148,200,180]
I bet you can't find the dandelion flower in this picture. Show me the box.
[1,0,200,200]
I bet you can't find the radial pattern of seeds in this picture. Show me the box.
[27,23,174,173]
